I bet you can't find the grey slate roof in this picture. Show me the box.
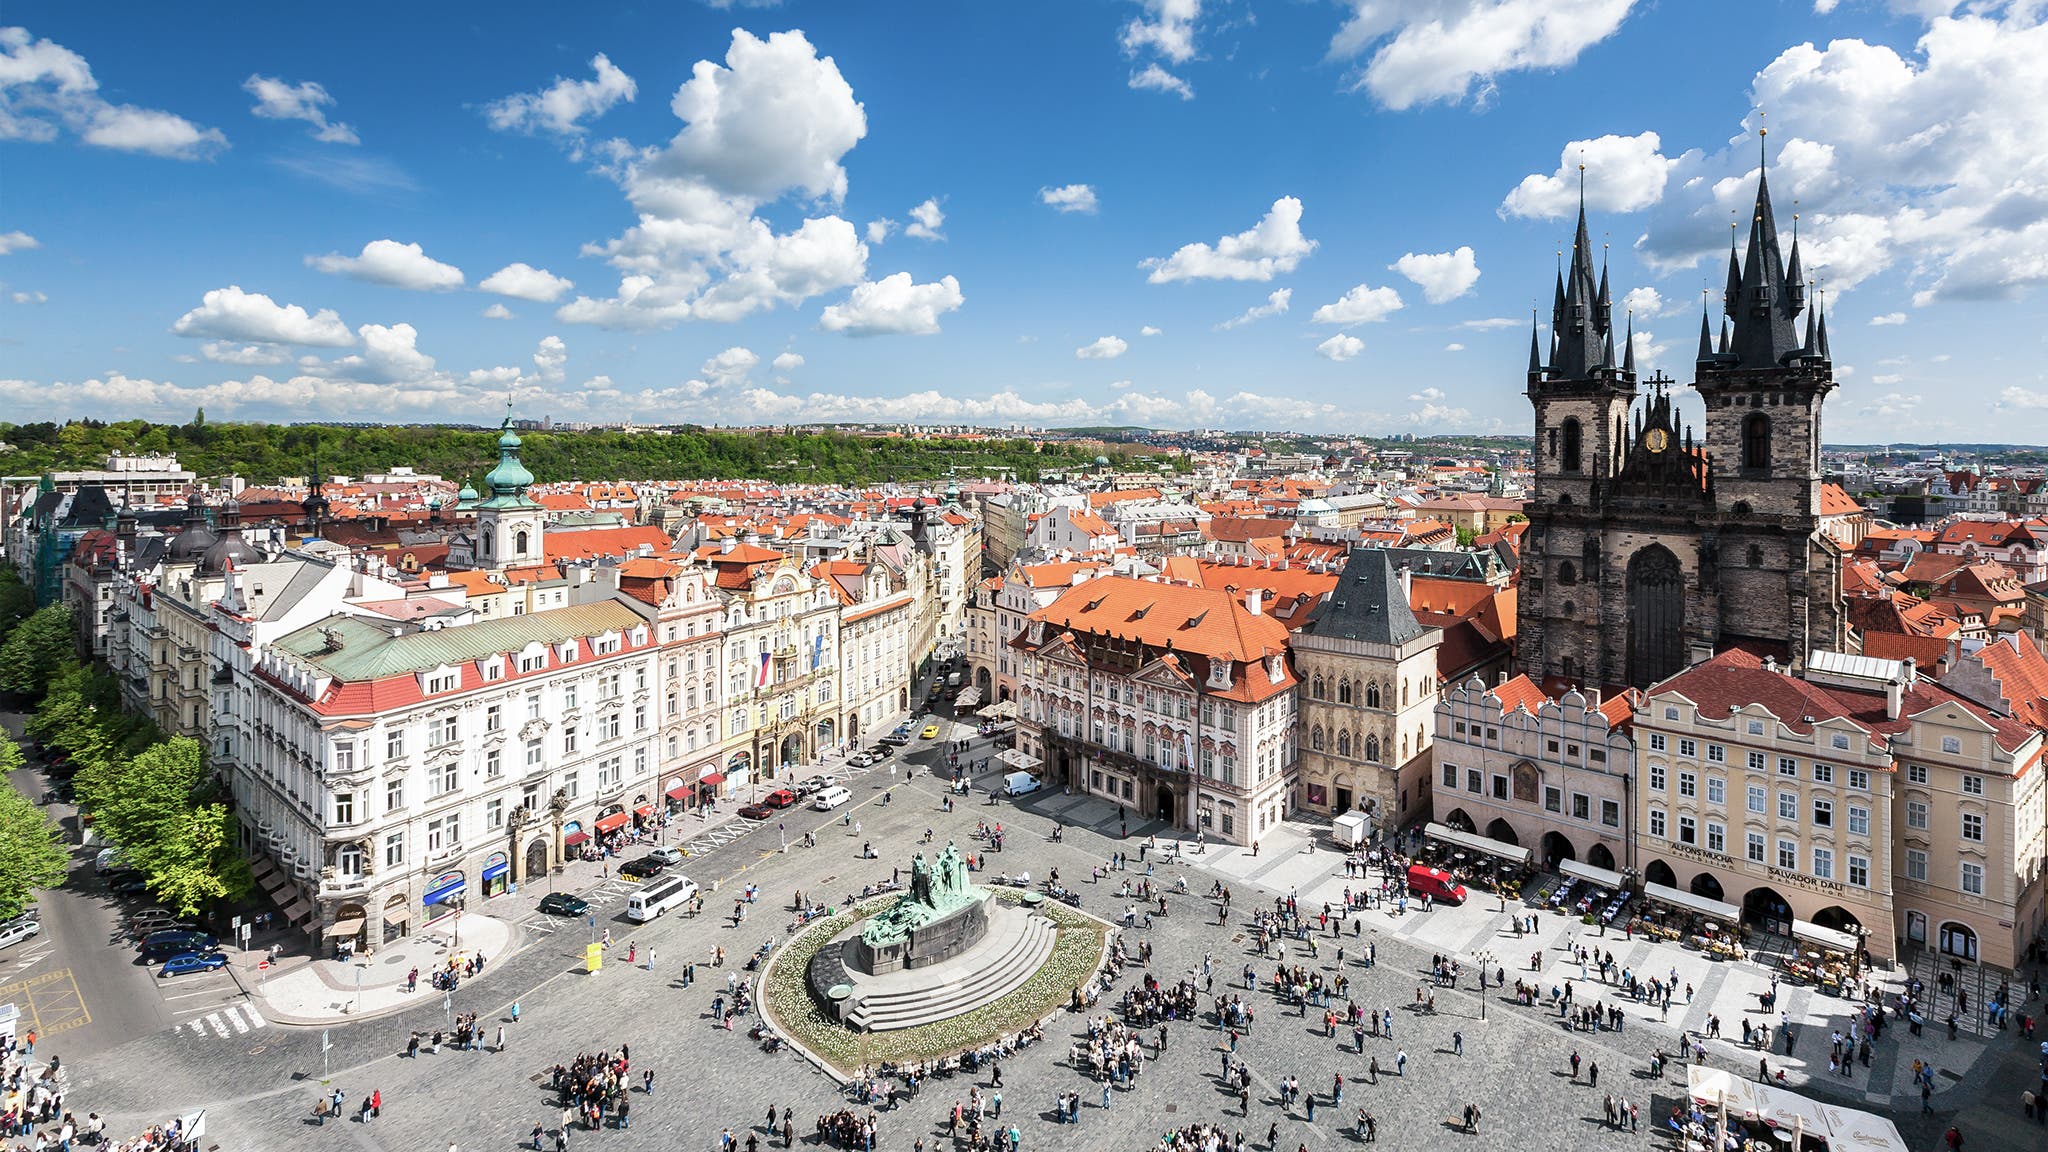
[1307,547,1425,646]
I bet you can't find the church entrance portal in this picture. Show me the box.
[1627,544,1686,688]
[1154,786,1175,824]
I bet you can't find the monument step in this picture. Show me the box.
[847,910,1057,1031]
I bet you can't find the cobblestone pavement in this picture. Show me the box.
[57,745,2043,1151]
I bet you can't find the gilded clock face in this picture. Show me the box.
[1645,428,1670,454]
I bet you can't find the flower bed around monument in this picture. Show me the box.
[763,889,1108,1074]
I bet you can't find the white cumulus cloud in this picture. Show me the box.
[1219,288,1291,329]
[700,346,759,385]
[1317,333,1364,361]
[171,286,355,347]
[1501,131,1674,218]
[1330,0,1640,111]
[0,27,227,158]
[1869,312,1907,326]
[484,53,636,139]
[481,302,516,320]
[1040,184,1099,214]
[1076,335,1129,360]
[1621,285,1669,319]
[480,262,574,302]
[905,198,945,241]
[772,351,804,371]
[1390,246,1480,304]
[865,219,894,244]
[243,75,357,143]
[0,231,36,254]
[1140,325,1162,336]
[1122,0,1201,63]
[308,239,464,291]
[1129,64,1194,100]
[1311,284,1404,325]
[1144,197,1316,283]
[200,341,290,366]
[819,273,964,336]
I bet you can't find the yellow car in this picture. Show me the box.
[920,724,940,739]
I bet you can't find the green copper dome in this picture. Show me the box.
[483,416,535,496]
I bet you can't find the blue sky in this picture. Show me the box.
[3,2,2045,442]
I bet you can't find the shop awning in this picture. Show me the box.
[1686,1067,1907,1152]
[954,686,984,708]
[281,898,312,923]
[563,831,590,848]
[633,804,654,818]
[262,871,293,895]
[698,772,726,788]
[1792,920,1860,954]
[1421,822,1531,868]
[1640,882,1740,922]
[249,856,278,882]
[995,747,1041,770]
[664,785,690,801]
[594,811,631,834]
[324,916,364,938]
[383,906,412,926]
[1557,859,1627,889]
[979,700,1018,720]
[423,877,466,906]
[480,860,509,883]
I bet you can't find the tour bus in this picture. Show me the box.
[626,873,700,922]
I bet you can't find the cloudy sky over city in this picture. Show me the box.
[3,2,2045,440]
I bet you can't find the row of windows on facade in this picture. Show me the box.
[1643,811,1986,896]
[1309,725,1427,764]
[1649,708,1973,755]
[1041,677,1243,731]
[1647,752,1987,798]
[1546,413,1773,473]
[1441,761,1622,827]
[1307,675,1415,710]
[1450,720,1611,763]
[1044,711,1283,786]
[1087,769,1241,836]
[328,746,646,840]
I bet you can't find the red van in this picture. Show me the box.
[1406,864,1468,905]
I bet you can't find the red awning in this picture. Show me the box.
[698,772,726,788]
[633,804,654,818]
[562,831,590,848]
[664,785,689,801]
[593,811,631,834]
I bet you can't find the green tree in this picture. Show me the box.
[0,740,68,916]
[0,568,33,639]
[0,604,75,699]
[89,736,249,916]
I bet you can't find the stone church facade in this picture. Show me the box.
[1518,153,1848,690]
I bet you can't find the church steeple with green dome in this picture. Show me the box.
[476,407,539,509]
[466,403,546,570]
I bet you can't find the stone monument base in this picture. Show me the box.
[806,900,1055,1032]
[845,891,991,974]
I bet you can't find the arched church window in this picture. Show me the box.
[1558,561,1577,586]
[1310,726,1325,751]
[1562,601,1576,616]
[1365,734,1380,762]
[1336,730,1351,757]
[1561,418,1583,473]
[1402,680,1410,707]
[1311,675,1325,700]
[1365,682,1381,709]
[1748,544,1763,568]
[1743,413,1771,470]
[1337,679,1353,705]
[515,529,530,554]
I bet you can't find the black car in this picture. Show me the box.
[618,855,668,880]
[107,873,151,896]
[139,929,218,962]
[536,892,589,917]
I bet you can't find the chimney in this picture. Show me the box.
[1901,656,1917,686]
[1245,588,1264,616]
[1397,564,1413,602]
[1884,675,1904,721]
[720,535,737,555]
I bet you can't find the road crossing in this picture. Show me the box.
[181,1001,267,1040]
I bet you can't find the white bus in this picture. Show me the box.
[626,874,700,922]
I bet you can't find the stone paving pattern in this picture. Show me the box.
[55,736,2047,1151]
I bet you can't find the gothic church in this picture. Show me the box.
[1517,147,1848,690]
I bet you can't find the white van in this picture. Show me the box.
[1002,771,1042,797]
[626,874,699,922]
[812,785,853,811]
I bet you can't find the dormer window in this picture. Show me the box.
[479,657,505,682]
[559,641,579,663]
[1208,660,1234,689]
[594,633,622,656]
[422,668,459,695]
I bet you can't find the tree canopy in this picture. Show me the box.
[0,418,1169,487]
[0,737,67,919]
[0,604,75,699]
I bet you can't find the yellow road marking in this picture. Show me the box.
[0,967,89,1037]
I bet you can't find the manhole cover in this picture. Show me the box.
[1165,1104,1177,1113]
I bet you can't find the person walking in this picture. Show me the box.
[1395,1048,1407,1076]
[496,1025,506,1052]
[1452,1030,1463,1056]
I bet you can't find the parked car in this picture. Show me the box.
[880,733,910,747]
[847,753,876,768]
[795,777,828,798]
[129,916,195,939]
[763,788,798,809]
[646,846,685,866]
[736,802,775,820]
[108,873,152,896]
[158,951,230,978]
[536,892,588,917]
[618,855,669,880]
[0,920,42,950]
[139,930,217,962]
